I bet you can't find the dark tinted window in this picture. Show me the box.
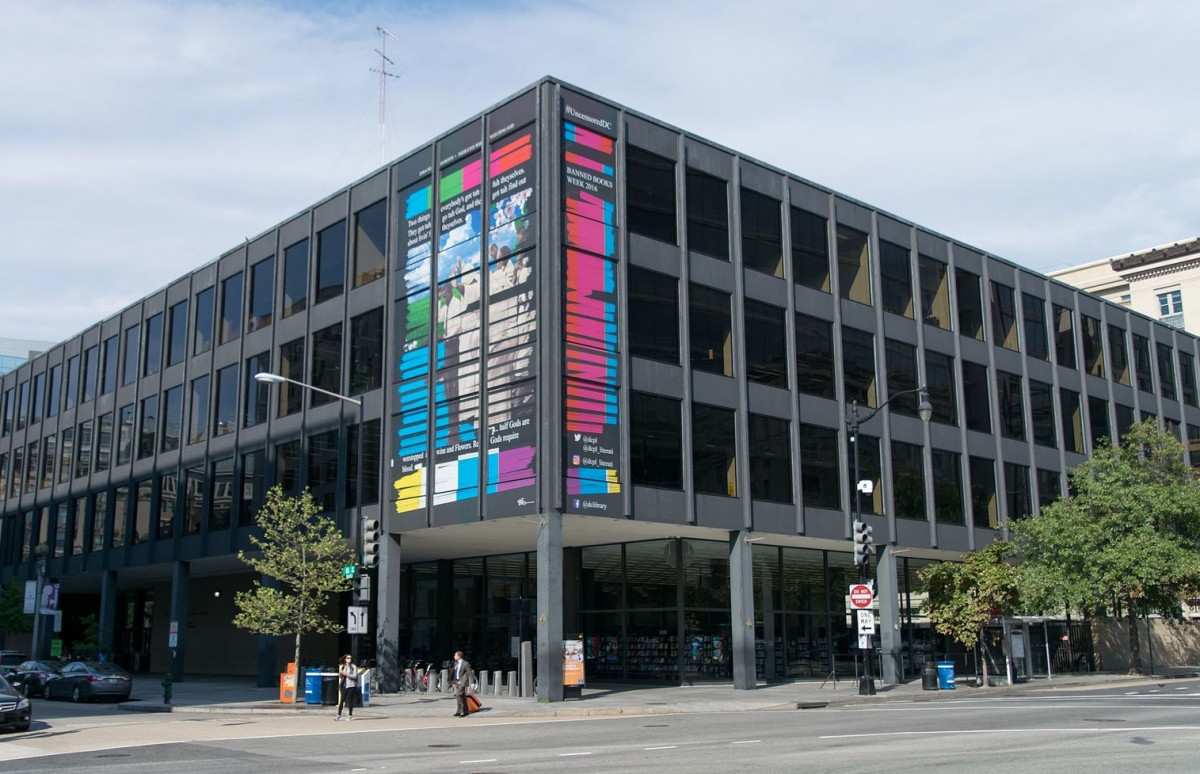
[248,256,275,333]
[1036,468,1060,511]
[685,168,727,259]
[1005,462,1031,520]
[316,220,347,304]
[1106,323,1126,384]
[799,423,839,509]
[969,456,998,528]
[626,144,676,245]
[795,314,834,399]
[209,458,234,530]
[836,224,871,304]
[220,272,244,345]
[919,255,951,330]
[283,238,309,318]
[740,188,782,277]
[791,207,829,292]
[931,449,963,524]
[194,287,214,355]
[353,199,387,288]
[167,301,188,367]
[1157,342,1177,401]
[138,396,158,459]
[144,313,163,376]
[1053,305,1075,369]
[955,269,984,340]
[925,350,957,426]
[628,267,679,364]
[122,325,140,386]
[350,308,384,394]
[1181,351,1198,407]
[214,365,238,437]
[891,441,926,520]
[1029,380,1055,447]
[841,326,876,407]
[244,353,270,428]
[749,414,791,503]
[311,324,343,406]
[82,345,98,403]
[631,392,682,489]
[189,375,209,445]
[161,386,182,452]
[279,338,304,417]
[1022,293,1047,360]
[308,429,339,512]
[689,284,732,376]
[879,240,913,318]
[744,300,787,387]
[885,339,919,416]
[1132,334,1153,393]
[990,282,1018,350]
[1082,316,1105,377]
[693,403,737,497]
[997,370,1024,440]
[1060,388,1084,454]
[1088,395,1110,450]
[101,335,118,394]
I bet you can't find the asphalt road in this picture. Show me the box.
[6,681,1200,773]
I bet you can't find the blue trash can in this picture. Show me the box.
[304,669,323,704]
[936,660,956,690]
[360,672,370,705]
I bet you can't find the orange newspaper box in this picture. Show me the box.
[280,662,298,703]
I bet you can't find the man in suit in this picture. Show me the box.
[451,650,474,717]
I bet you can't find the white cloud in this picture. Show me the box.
[2,0,1199,342]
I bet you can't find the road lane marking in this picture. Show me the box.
[731,739,761,744]
[460,760,497,764]
[645,745,677,750]
[560,752,593,756]
[822,725,1200,740]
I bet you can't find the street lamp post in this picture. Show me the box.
[846,386,932,696]
[254,372,365,661]
[31,542,50,660]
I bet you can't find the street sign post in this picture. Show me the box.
[857,609,875,634]
[848,583,874,610]
[347,606,368,634]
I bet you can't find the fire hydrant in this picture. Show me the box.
[162,672,173,704]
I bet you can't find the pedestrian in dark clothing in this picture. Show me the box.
[336,654,360,720]
[451,650,474,717]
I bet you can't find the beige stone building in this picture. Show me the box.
[1050,238,1200,335]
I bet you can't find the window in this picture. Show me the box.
[345,419,381,508]
[1107,324,1127,384]
[58,427,73,484]
[1158,289,1183,316]
[240,450,265,526]
[161,385,182,452]
[30,373,44,425]
[189,375,210,445]
[282,238,309,318]
[1004,462,1032,521]
[841,326,876,407]
[73,500,87,556]
[1181,351,1198,407]
[82,345,98,403]
[749,414,791,503]
[919,255,950,329]
[689,284,733,376]
[138,395,159,459]
[310,323,343,406]
[248,256,275,332]
[350,308,384,394]
[990,282,1018,350]
[47,363,61,418]
[799,423,840,509]
[885,339,920,417]
[891,441,926,520]
[1157,342,1177,401]
[1088,395,1110,449]
[836,224,871,304]
[1060,388,1083,453]
[101,335,119,394]
[1132,334,1153,393]
[167,301,188,367]
[631,392,682,489]
[133,480,151,544]
[278,338,305,417]
[194,286,215,355]
[24,441,38,493]
[116,404,134,465]
[316,220,347,304]
[90,491,107,552]
[219,272,244,345]
[1029,380,1055,447]
[276,440,300,497]
[15,381,28,430]
[1036,468,1060,511]
[997,371,1025,440]
[0,453,7,499]
[784,207,829,296]
[741,188,783,277]
[111,485,128,549]
[625,144,676,245]
[686,168,728,259]
[931,449,963,525]
[795,313,835,399]
[10,446,23,498]
[880,240,913,318]
[1,388,11,435]
[1190,425,1200,469]
[244,353,270,428]
[1080,316,1104,377]
[64,354,79,410]
[183,466,204,535]
[1053,305,1076,369]
[955,268,985,340]
[214,365,238,437]
[40,435,55,489]
[692,403,737,497]
[628,267,679,364]
[744,300,787,387]
[848,434,882,515]
[1022,293,1048,360]
[144,312,163,376]
[75,420,92,478]
[925,350,957,426]
[209,458,234,530]
[307,429,340,512]
[353,198,387,287]
[122,324,140,385]
[157,473,176,540]
[1114,404,1135,443]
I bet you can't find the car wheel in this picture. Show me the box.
[14,722,30,732]
[71,685,82,703]
[40,684,50,700]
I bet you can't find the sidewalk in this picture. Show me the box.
[117,670,1167,719]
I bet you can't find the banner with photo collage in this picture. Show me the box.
[433,120,484,506]
[485,91,538,513]
[561,91,622,516]
[393,148,435,514]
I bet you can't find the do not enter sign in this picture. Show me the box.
[848,584,874,609]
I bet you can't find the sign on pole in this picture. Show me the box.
[858,633,872,650]
[23,581,36,614]
[347,606,368,634]
[848,583,874,610]
[857,609,876,635]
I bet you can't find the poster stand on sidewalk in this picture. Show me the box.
[563,634,585,700]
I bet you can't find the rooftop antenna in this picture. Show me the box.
[371,26,401,165]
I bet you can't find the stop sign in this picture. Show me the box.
[849,583,874,609]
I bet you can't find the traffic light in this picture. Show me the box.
[361,518,381,569]
[853,519,874,568]
[353,573,372,603]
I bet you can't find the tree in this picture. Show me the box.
[1011,420,1200,674]
[920,541,1021,688]
[0,580,33,643]
[233,487,354,669]
[70,614,103,659]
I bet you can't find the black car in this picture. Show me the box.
[46,661,132,702]
[10,660,63,698]
[0,673,33,732]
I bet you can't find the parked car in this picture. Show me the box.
[46,661,132,703]
[10,660,63,698]
[0,672,32,732]
[0,651,26,674]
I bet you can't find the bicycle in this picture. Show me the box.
[398,658,421,693]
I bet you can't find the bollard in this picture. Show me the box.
[492,670,502,696]
[478,670,489,695]
[439,668,449,693]
[161,672,173,704]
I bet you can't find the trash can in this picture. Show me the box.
[936,660,956,690]
[321,674,339,705]
[360,672,370,705]
[921,663,938,691]
[304,669,323,705]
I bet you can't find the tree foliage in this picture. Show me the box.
[0,580,33,640]
[233,487,353,668]
[920,541,1021,686]
[1011,420,1200,674]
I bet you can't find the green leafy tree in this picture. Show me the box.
[70,614,103,659]
[1011,420,1200,674]
[0,580,33,642]
[233,487,354,669]
[920,541,1021,687]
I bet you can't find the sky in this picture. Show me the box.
[2,0,1198,344]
